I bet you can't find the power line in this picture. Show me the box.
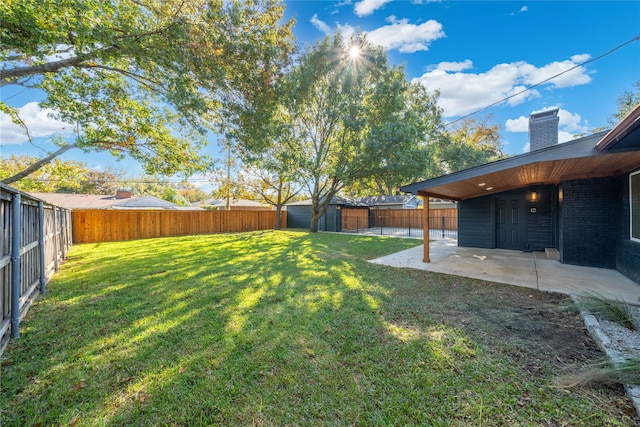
[444,34,640,127]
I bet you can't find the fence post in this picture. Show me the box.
[11,193,21,339]
[38,202,46,294]
[53,207,60,272]
[442,216,445,239]
[60,209,67,258]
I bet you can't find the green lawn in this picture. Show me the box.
[1,231,635,426]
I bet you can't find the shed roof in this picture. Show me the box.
[286,196,369,207]
[360,195,411,205]
[401,105,640,201]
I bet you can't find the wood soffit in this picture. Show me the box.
[417,151,640,201]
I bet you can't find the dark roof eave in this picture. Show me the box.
[595,104,640,151]
[401,131,608,195]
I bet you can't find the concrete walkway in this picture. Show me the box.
[369,239,640,305]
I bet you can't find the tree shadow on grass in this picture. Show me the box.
[1,231,635,426]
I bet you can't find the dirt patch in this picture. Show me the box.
[392,270,639,421]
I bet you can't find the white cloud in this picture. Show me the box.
[505,116,529,133]
[412,56,593,117]
[310,14,332,35]
[511,5,528,15]
[354,0,392,17]
[337,23,357,40]
[435,60,473,72]
[558,130,575,144]
[366,16,445,53]
[0,102,73,145]
[506,85,541,106]
[556,108,586,133]
[521,54,592,88]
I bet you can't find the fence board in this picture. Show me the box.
[0,184,71,355]
[72,209,287,243]
[371,208,458,231]
[341,208,369,231]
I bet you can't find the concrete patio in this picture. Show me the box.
[369,239,640,305]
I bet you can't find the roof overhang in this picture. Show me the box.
[595,104,640,151]
[401,106,640,201]
[412,151,640,200]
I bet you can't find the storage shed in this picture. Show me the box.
[286,197,370,231]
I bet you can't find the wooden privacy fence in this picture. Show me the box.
[72,209,287,243]
[341,208,370,231]
[372,208,458,231]
[1,184,72,354]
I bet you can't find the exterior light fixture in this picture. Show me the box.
[530,191,538,202]
[478,183,486,187]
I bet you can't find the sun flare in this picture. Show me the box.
[348,45,361,59]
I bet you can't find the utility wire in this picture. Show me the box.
[445,34,640,127]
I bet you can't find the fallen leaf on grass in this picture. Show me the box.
[72,380,87,391]
[118,376,135,384]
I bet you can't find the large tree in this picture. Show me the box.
[0,0,293,183]
[274,34,444,232]
[351,84,445,196]
[438,117,506,173]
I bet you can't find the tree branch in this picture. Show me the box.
[0,46,119,84]
[1,143,78,185]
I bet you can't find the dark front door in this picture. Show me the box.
[496,196,525,250]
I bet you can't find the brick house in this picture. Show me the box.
[401,106,640,284]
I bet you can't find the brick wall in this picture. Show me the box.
[458,194,495,248]
[559,177,621,268]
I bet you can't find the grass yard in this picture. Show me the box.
[1,230,636,426]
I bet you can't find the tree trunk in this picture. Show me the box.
[275,205,282,230]
[309,213,320,232]
[2,143,78,185]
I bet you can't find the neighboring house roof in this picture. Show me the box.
[111,195,178,209]
[193,198,269,208]
[401,106,640,201]
[27,193,125,209]
[286,196,369,208]
[27,193,182,210]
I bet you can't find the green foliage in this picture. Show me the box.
[239,32,446,230]
[438,117,506,174]
[0,155,119,193]
[609,80,640,126]
[0,0,294,179]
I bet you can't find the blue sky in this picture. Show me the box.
[1,0,639,187]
